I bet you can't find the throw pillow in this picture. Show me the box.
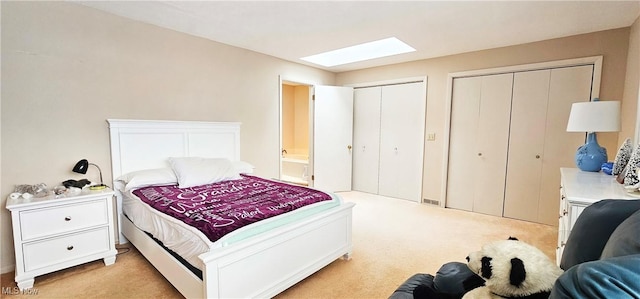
[624,143,640,186]
[600,209,640,259]
[613,138,633,175]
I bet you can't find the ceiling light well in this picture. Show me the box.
[300,37,416,67]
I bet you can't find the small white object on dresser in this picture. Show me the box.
[557,168,635,264]
[6,187,117,290]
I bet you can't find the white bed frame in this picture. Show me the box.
[107,119,354,299]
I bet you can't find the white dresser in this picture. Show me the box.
[557,168,635,263]
[6,188,117,290]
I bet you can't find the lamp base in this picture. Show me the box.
[575,132,608,172]
[89,184,108,190]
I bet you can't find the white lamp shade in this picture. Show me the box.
[566,101,621,132]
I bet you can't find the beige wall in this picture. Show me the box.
[282,85,295,153]
[0,2,335,272]
[623,15,640,144]
[293,86,310,155]
[337,27,632,204]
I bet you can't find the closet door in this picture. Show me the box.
[447,77,481,211]
[352,87,382,194]
[378,82,426,202]
[539,65,594,224]
[503,65,593,225]
[503,70,551,222]
[473,74,513,216]
[447,73,513,216]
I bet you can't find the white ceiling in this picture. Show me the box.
[76,1,640,73]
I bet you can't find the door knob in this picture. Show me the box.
[347,145,352,150]
[536,155,541,159]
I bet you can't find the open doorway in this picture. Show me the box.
[279,77,354,191]
[280,80,312,186]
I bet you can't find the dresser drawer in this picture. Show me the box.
[20,200,109,240]
[22,226,111,272]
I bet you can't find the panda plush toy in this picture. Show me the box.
[463,237,563,299]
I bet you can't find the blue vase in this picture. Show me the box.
[575,132,608,172]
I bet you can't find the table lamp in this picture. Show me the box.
[566,99,621,172]
[72,159,108,190]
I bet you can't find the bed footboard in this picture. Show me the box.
[201,202,354,298]
[123,202,354,299]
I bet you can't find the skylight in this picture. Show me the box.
[300,37,416,67]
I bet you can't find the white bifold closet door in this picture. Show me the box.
[447,64,593,225]
[352,81,426,202]
[446,73,514,216]
[352,87,382,194]
[503,66,592,225]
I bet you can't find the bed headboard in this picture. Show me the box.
[107,119,241,243]
[108,119,241,178]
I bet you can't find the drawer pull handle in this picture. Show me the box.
[64,216,72,221]
[67,245,74,251]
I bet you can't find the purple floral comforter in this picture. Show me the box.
[132,175,333,242]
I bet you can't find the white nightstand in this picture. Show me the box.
[6,187,118,290]
[557,168,635,264]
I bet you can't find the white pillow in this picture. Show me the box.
[232,160,255,174]
[116,168,178,191]
[168,157,242,188]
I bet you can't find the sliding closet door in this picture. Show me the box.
[378,82,426,202]
[352,87,382,194]
[447,73,513,216]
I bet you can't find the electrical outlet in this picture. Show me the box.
[427,133,436,141]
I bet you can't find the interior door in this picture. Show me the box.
[473,73,513,217]
[313,85,354,192]
[447,77,481,211]
[503,70,550,222]
[538,65,594,225]
[446,73,513,216]
[352,87,382,194]
[378,82,426,202]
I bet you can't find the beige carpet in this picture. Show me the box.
[0,191,558,299]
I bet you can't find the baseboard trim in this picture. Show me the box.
[1,263,15,274]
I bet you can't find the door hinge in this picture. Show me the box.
[312,95,315,101]
[311,175,315,181]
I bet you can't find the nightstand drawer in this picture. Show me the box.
[22,226,111,272]
[20,200,109,240]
